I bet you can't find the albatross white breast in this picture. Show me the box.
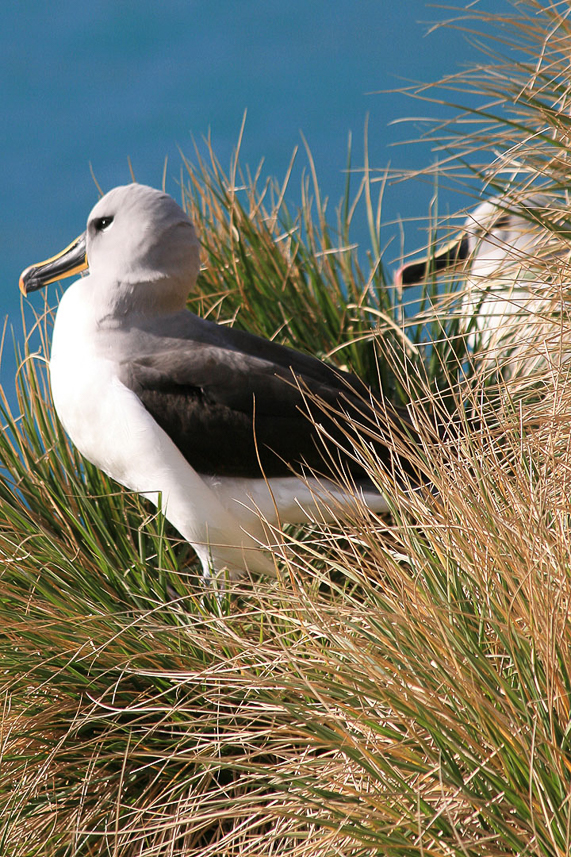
[19,183,416,580]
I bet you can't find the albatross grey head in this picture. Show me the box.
[20,183,201,311]
[395,193,560,288]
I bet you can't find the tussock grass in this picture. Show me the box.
[2,1,571,854]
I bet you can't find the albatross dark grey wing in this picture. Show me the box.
[121,318,415,482]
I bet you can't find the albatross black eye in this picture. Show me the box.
[93,216,114,232]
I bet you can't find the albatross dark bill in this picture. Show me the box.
[396,233,470,287]
[19,233,88,295]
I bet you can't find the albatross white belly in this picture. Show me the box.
[49,286,276,577]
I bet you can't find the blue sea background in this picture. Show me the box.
[1,0,498,395]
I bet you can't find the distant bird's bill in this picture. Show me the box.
[396,233,470,287]
[19,233,88,295]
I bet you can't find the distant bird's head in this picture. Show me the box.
[395,194,558,289]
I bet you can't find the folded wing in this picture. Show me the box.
[121,323,415,483]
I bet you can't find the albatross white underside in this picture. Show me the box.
[19,183,408,580]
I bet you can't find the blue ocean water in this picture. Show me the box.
[1,1,493,391]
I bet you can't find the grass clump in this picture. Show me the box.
[2,1,571,853]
